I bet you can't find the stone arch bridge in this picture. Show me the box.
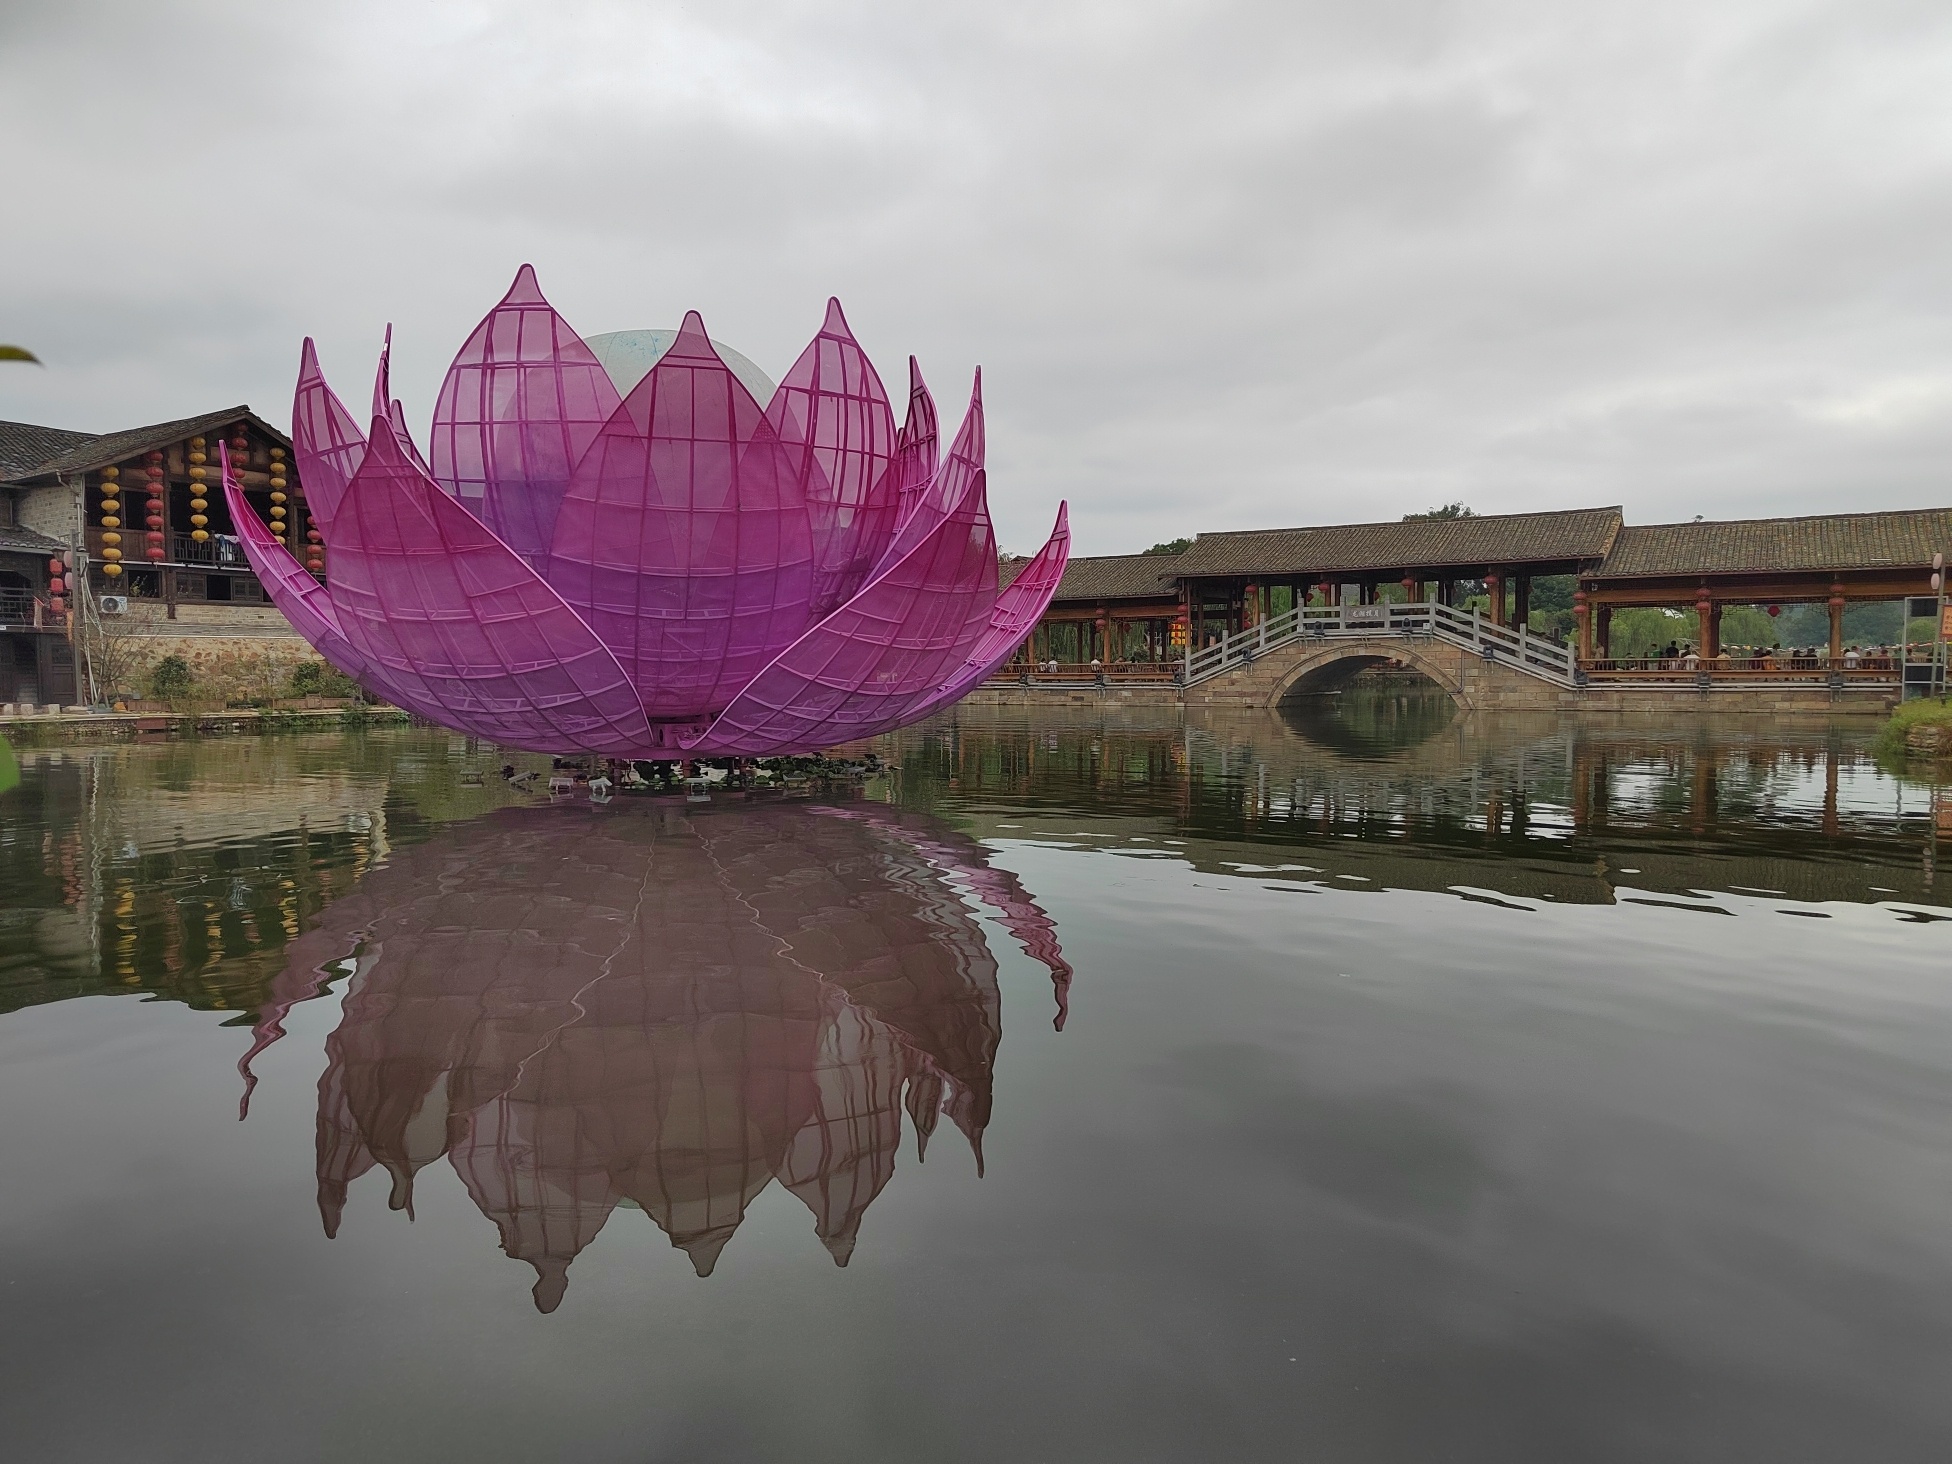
[1183,631,1569,714]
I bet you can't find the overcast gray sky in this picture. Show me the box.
[5,0,1951,555]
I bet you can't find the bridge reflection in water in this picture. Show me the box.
[886,700,1948,911]
[239,801,1070,1312]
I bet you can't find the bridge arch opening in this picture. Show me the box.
[1274,649,1459,707]
[1274,650,1460,751]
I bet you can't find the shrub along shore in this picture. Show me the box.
[1876,696,1952,761]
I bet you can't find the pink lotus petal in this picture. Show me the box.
[373,324,433,477]
[908,501,1071,717]
[767,298,899,616]
[870,357,940,578]
[429,264,622,567]
[877,367,980,575]
[687,462,997,755]
[221,463,452,725]
[291,338,366,534]
[548,310,817,721]
[325,416,654,754]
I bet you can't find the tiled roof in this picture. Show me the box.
[1597,509,1952,578]
[0,523,69,556]
[0,420,98,479]
[1000,552,1182,603]
[1169,506,1623,579]
[0,406,290,484]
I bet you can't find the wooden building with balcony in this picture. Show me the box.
[1,407,323,704]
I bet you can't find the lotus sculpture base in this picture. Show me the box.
[229,267,1069,759]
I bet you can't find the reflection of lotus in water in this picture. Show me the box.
[243,802,1069,1311]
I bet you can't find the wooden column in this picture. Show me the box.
[1828,581,1846,662]
[1514,575,1531,629]
[1486,572,1505,626]
[1575,587,1592,659]
[1597,605,1613,659]
[1696,588,1717,657]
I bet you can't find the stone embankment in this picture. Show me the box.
[1907,723,1951,760]
[0,705,412,743]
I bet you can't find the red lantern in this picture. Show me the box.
[48,575,65,596]
[47,556,63,575]
[49,597,66,616]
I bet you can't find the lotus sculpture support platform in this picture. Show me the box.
[228,266,1070,757]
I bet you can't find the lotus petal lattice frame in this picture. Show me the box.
[231,266,1070,757]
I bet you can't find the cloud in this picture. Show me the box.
[4,0,1951,553]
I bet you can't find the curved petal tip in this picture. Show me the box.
[504,263,544,304]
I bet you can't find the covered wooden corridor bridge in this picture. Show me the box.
[996,504,1951,696]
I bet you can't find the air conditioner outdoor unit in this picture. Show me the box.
[99,595,129,615]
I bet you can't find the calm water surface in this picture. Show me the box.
[2,698,1950,1462]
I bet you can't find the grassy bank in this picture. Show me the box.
[0,706,413,748]
[1875,695,1952,760]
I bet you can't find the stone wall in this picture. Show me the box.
[17,483,80,543]
[90,600,324,701]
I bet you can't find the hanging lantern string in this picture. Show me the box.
[145,446,168,563]
[97,464,123,578]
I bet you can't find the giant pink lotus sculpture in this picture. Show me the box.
[225,266,1069,755]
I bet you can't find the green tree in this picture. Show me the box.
[1144,537,1192,556]
[1606,608,1696,660]
[288,660,359,699]
[149,655,194,705]
[1403,503,1475,520]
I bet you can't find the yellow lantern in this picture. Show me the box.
[269,505,286,518]
[189,514,208,528]
[102,547,123,561]
[101,532,121,546]
[191,530,210,543]
[270,491,287,504]
[103,563,122,578]
[101,515,121,529]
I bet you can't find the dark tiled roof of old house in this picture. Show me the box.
[1169,506,1624,579]
[0,406,290,485]
[1597,508,1952,578]
[1001,552,1183,603]
[0,523,70,556]
[0,420,99,480]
